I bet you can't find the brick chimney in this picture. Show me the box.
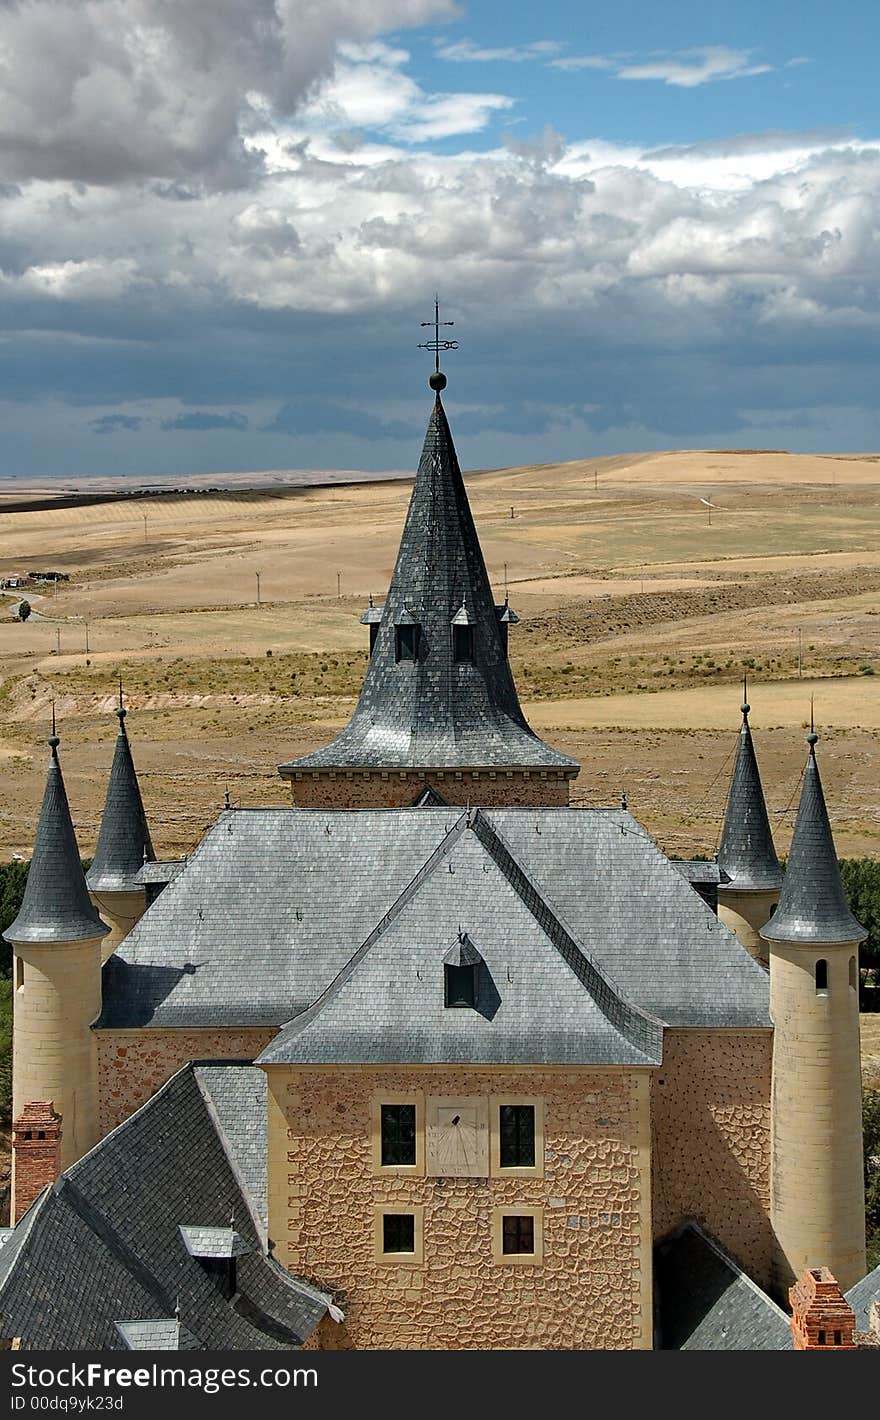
[789,1266,857,1350]
[12,1101,62,1222]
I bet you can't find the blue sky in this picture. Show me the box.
[2,0,880,479]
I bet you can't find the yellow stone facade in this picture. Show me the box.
[650,1028,774,1287]
[11,936,104,1218]
[264,1064,653,1350]
[769,940,866,1292]
[284,768,573,809]
[717,889,780,967]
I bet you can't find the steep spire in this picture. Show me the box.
[86,687,155,893]
[281,390,577,774]
[761,729,865,944]
[717,683,782,891]
[6,723,108,944]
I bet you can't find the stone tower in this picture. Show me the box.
[86,692,155,960]
[717,690,783,964]
[760,730,866,1293]
[279,374,578,808]
[7,727,108,1215]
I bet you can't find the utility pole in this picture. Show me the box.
[255,571,261,608]
[143,513,148,545]
[84,621,90,655]
[594,468,598,492]
[337,570,341,600]
[510,506,515,520]
[798,627,803,678]
[56,627,61,656]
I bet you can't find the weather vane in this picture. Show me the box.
[418,295,458,391]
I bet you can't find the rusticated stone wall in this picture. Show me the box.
[265,1065,652,1351]
[651,1029,773,1286]
[283,770,573,809]
[97,1028,276,1136]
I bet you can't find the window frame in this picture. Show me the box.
[370,1093,424,1176]
[489,1096,544,1179]
[491,1207,543,1266]
[395,623,419,662]
[452,623,475,663]
[374,1205,423,1268]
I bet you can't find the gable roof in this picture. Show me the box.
[655,1223,791,1350]
[257,810,662,1067]
[846,1264,880,1332]
[100,806,771,1036]
[0,1064,330,1350]
[279,393,577,775]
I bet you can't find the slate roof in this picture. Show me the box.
[672,861,727,885]
[133,859,185,886]
[5,736,108,945]
[100,806,770,1035]
[257,810,663,1067]
[761,737,865,945]
[846,1264,880,1331]
[717,703,782,893]
[115,1319,200,1350]
[654,1223,791,1350]
[0,1063,331,1350]
[280,394,577,775]
[87,708,155,894]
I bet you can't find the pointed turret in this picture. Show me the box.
[761,728,866,1294]
[761,732,863,944]
[280,371,578,809]
[7,726,107,944]
[716,687,783,963]
[7,722,107,1201]
[86,689,155,959]
[87,695,154,895]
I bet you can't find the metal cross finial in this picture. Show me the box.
[418,295,458,390]
[224,784,231,810]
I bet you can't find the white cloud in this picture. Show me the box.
[435,38,564,63]
[551,46,777,86]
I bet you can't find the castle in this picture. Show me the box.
[1,368,876,1349]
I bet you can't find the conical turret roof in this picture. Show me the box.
[6,731,108,944]
[280,390,577,774]
[761,733,865,945]
[717,695,782,892]
[86,703,155,893]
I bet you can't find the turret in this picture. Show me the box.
[716,686,783,964]
[280,338,578,809]
[760,729,866,1293]
[86,687,155,960]
[7,722,108,1213]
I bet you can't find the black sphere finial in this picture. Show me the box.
[741,702,750,718]
[429,370,447,392]
[807,730,819,747]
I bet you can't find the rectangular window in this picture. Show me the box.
[818,1329,826,1345]
[502,1215,535,1255]
[15,956,24,991]
[499,1105,535,1169]
[380,1104,416,1167]
[395,624,419,662]
[452,625,474,663]
[444,963,475,1008]
[383,1214,415,1254]
[374,1205,423,1266]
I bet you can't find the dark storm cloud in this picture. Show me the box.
[161,410,249,431]
[267,398,412,441]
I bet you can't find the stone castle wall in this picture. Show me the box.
[284,770,572,809]
[97,1028,276,1136]
[650,1028,773,1286]
[266,1065,652,1351]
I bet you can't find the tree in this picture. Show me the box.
[865,1089,880,1268]
[840,859,880,992]
[17,599,31,621]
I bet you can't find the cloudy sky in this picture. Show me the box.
[2,0,879,479]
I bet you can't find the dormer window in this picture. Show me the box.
[494,600,519,655]
[443,931,483,1008]
[395,607,419,662]
[179,1226,249,1300]
[451,602,475,663]
[359,597,383,656]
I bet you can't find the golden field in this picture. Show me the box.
[0,444,878,867]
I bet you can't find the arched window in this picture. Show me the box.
[815,958,828,993]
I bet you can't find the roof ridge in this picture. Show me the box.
[192,1066,267,1251]
[259,812,470,1051]
[470,809,663,1059]
[671,1220,790,1319]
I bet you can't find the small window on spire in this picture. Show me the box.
[395,624,419,662]
[452,625,474,663]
